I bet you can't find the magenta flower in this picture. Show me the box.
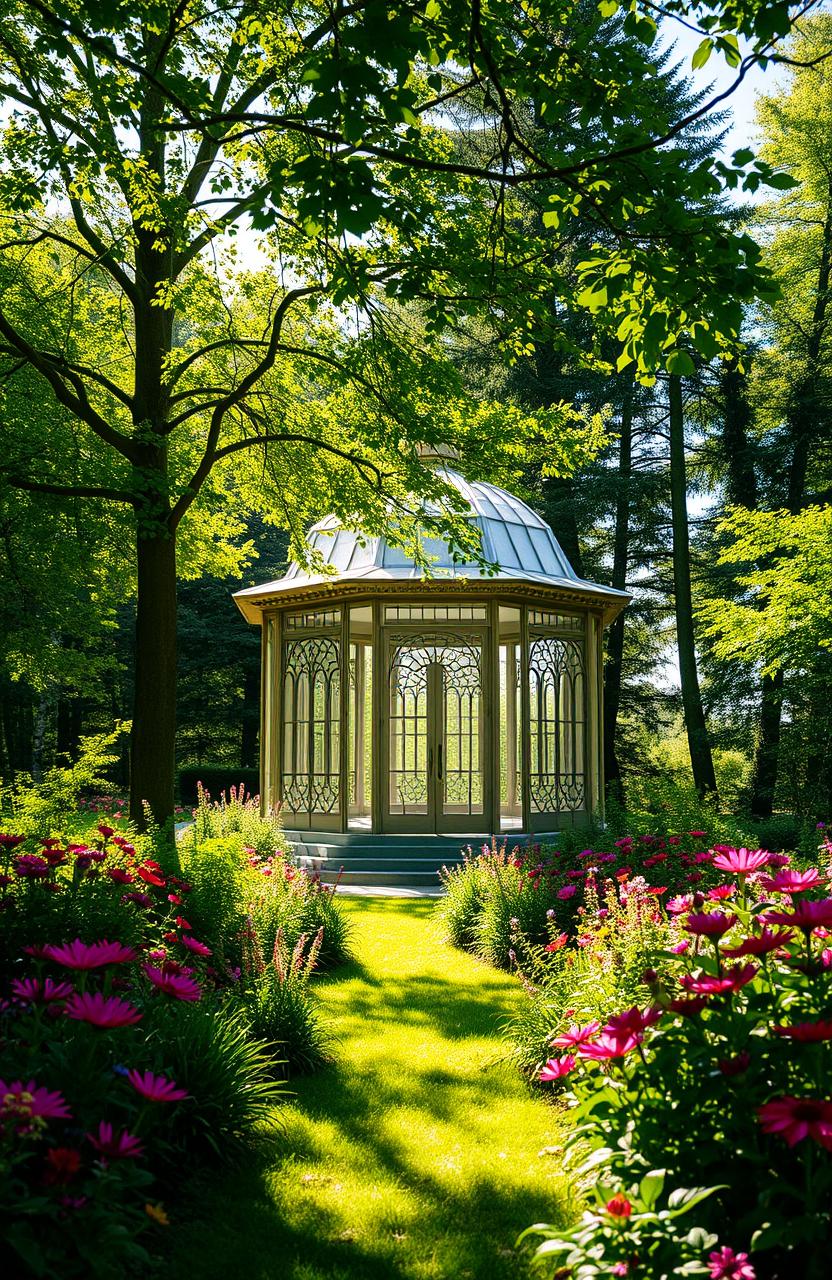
[65,992,142,1028]
[87,1121,144,1160]
[540,1055,577,1081]
[0,833,25,849]
[757,1097,832,1149]
[143,964,202,1002]
[707,884,736,901]
[772,1020,832,1042]
[44,938,137,969]
[0,1079,72,1122]
[759,868,821,895]
[763,899,832,932]
[723,927,794,958]
[557,885,577,900]
[126,1070,188,1103]
[603,1007,662,1038]
[666,894,694,916]
[106,867,134,885]
[685,912,736,938]
[679,964,757,995]
[578,1031,643,1061]
[708,1246,756,1279]
[11,977,74,1003]
[712,847,770,875]
[718,1051,751,1077]
[669,995,709,1017]
[670,940,690,954]
[179,935,211,957]
[551,1020,600,1049]
[13,854,50,878]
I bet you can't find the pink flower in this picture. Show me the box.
[679,964,757,996]
[0,1079,72,1123]
[707,884,736,901]
[552,1021,600,1049]
[759,868,821,895]
[11,977,74,1003]
[723,927,794,957]
[712,847,770,875]
[757,1097,832,1149]
[772,1020,832,1042]
[126,1070,188,1103]
[180,935,211,957]
[87,1121,144,1160]
[603,1007,662,1038]
[557,885,577,900]
[579,1032,643,1061]
[65,992,142,1028]
[44,938,136,969]
[708,1246,756,1279]
[540,1055,577,1081]
[685,912,736,938]
[143,964,201,1002]
[666,894,693,916]
[670,940,690,954]
[763,899,832,932]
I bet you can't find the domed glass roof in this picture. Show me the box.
[234,465,630,619]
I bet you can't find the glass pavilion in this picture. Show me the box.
[234,458,629,837]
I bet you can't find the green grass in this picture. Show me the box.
[168,898,572,1280]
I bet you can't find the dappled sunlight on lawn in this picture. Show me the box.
[169,899,572,1280]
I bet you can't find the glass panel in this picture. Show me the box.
[280,636,341,816]
[441,642,484,816]
[388,642,430,816]
[529,610,584,632]
[528,635,586,814]
[348,607,373,828]
[284,608,341,630]
[384,604,487,622]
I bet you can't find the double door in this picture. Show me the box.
[385,631,486,832]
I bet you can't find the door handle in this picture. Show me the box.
[437,742,443,780]
[428,746,433,778]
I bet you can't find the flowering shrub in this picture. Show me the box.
[189,780,287,858]
[239,922,333,1072]
[525,836,832,1279]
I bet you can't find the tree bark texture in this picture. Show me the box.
[130,529,177,825]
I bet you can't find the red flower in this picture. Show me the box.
[552,1021,600,1049]
[540,1055,577,1081]
[126,1070,188,1103]
[718,1051,751,1076]
[707,885,736,901]
[723,927,794,957]
[757,1097,832,1149]
[65,992,142,1028]
[0,833,25,849]
[87,1121,144,1160]
[772,1020,832,1042]
[143,963,202,1002]
[167,893,184,905]
[121,891,154,908]
[685,912,736,938]
[107,867,134,885]
[14,854,50,878]
[759,868,821,895]
[544,933,568,953]
[603,1006,662,1038]
[175,916,192,931]
[44,938,136,969]
[712,847,770,875]
[180,935,211,957]
[97,825,114,839]
[44,1146,82,1183]
[137,865,165,887]
[605,1194,632,1218]
[708,1246,756,1279]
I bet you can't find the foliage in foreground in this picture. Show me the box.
[517,838,832,1279]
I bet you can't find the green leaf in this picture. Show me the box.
[766,170,799,190]
[542,209,560,229]
[666,350,695,377]
[732,147,755,167]
[597,0,618,14]
[692,39,713,70]
[639,1169,666,1210]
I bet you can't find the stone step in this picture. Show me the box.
[318,868,445,887]
[297,855,464,873]
[284,829,525,848]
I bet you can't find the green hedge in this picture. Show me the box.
[178,765,260,807]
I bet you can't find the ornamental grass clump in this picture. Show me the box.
[523,841,832,1280]
[239,922,333,1074]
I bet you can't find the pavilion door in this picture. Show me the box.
[385,633,486,832]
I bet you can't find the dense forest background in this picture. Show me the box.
[0,10,830,829]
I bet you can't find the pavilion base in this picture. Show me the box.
[286,828,560,889]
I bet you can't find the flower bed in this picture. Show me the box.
[510,837,832,1279]
[0,808,350,1277]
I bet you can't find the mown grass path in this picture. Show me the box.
[170,898,570,1280]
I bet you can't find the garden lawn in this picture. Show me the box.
[168,897,571,1280]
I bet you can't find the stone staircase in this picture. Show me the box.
[285,830,508,891]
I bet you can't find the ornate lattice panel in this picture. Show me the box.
[527,635,585,813]
[281,636,341,816]
[387,634,484,818]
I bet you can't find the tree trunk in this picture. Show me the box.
[603,378,633,794]
[668,374,718,799]
[130,530,177,825]
[750,670,784,818]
